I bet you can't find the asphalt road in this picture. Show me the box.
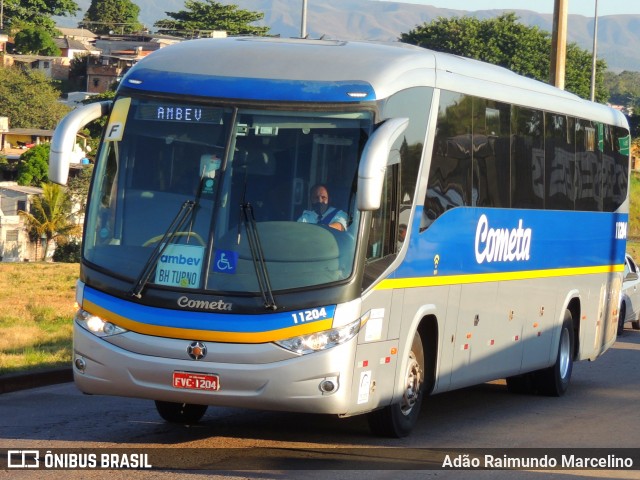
[1,328,639,480]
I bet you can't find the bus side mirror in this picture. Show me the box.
[49,101,112,185]
[356,117,409,211]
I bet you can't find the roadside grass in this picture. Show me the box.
[628,241,640,260]
[0,262,78,375]
[628,171,640,259]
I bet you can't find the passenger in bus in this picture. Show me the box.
[398,223,407,249]
[297,183,348,231]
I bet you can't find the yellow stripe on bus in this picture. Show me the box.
[83,300,334,343]
[375,264,624,290]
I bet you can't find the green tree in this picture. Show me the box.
[606,70,640,112]
[68,53,90,91]
[67,164,94,216]
[82,0,143,35]
[80,90,117,156]
[154,0,269,38]
[13,26,61,56]
[400,13,608,103]
[19,182,81,260]
[17,144,50,186]
[52,238,82,262]
[0,67,70,130]
[564,42,608,102]
[1,0,79,35]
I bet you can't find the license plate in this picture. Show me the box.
[172,371,220,391]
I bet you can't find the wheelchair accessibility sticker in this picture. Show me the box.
[214,249,238,274]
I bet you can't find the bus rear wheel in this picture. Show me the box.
[367,330,424,438]
[618,304,626,336]
[533,310,574,397]
[155,400,208,424]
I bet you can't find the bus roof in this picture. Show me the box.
[121,37,627,129]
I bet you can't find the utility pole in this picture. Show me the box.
[300,0,308,38]
[550,0,568,89]
[590,0,599,101]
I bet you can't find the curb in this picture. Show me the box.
[0,368,73,394]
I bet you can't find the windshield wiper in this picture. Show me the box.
[129,199,197,299]
[239,202,277,310]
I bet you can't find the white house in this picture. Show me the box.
[0,183,43,262]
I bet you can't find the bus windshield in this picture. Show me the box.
[84,95,372,295]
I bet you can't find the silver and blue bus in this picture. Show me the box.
[50,37,630,437]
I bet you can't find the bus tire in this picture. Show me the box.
[617,304,625,336]
[155,401,208,424]
[534,310,574,397]
[367,330,424,438]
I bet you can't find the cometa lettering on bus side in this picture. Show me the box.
[475,214,532,264]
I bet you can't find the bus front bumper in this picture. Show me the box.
[72,322,357,415]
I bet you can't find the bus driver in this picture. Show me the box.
[297,184,348,231]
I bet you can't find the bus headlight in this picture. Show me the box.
[275,318,361,355]
[75,309,127,337]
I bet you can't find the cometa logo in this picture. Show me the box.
[475,214,532,264]
[177,296,232,311]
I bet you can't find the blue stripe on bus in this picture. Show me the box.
[123,68,376,102]
[394,207,627,279]
[82,287,335,333]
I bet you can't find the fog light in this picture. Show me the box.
[319,377,338,393]
[74,357,86,372]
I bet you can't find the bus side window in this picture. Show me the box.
[545,114,576,210]
[575,120,602,211]
[366,174,386,260]
[603,125,629,212]
[421,92,472,230]
[363,165,400,288]
[511,106,544,209]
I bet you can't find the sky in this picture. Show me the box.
[388,1,639,17]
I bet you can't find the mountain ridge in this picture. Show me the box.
[55,0,640,72]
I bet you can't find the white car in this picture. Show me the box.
[619,254,640,335]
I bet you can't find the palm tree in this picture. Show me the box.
[19,183,81,260]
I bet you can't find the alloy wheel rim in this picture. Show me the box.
[400,353,422,416]
[558,327,571,379]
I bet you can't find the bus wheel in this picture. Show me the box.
[155,401,208,424]
[617,304,625,336]
[534,310,574,397]
[367,330,424,438]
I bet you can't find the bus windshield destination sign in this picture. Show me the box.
[136,104,223,124]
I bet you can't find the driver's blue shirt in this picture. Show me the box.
[297,207,348,230]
